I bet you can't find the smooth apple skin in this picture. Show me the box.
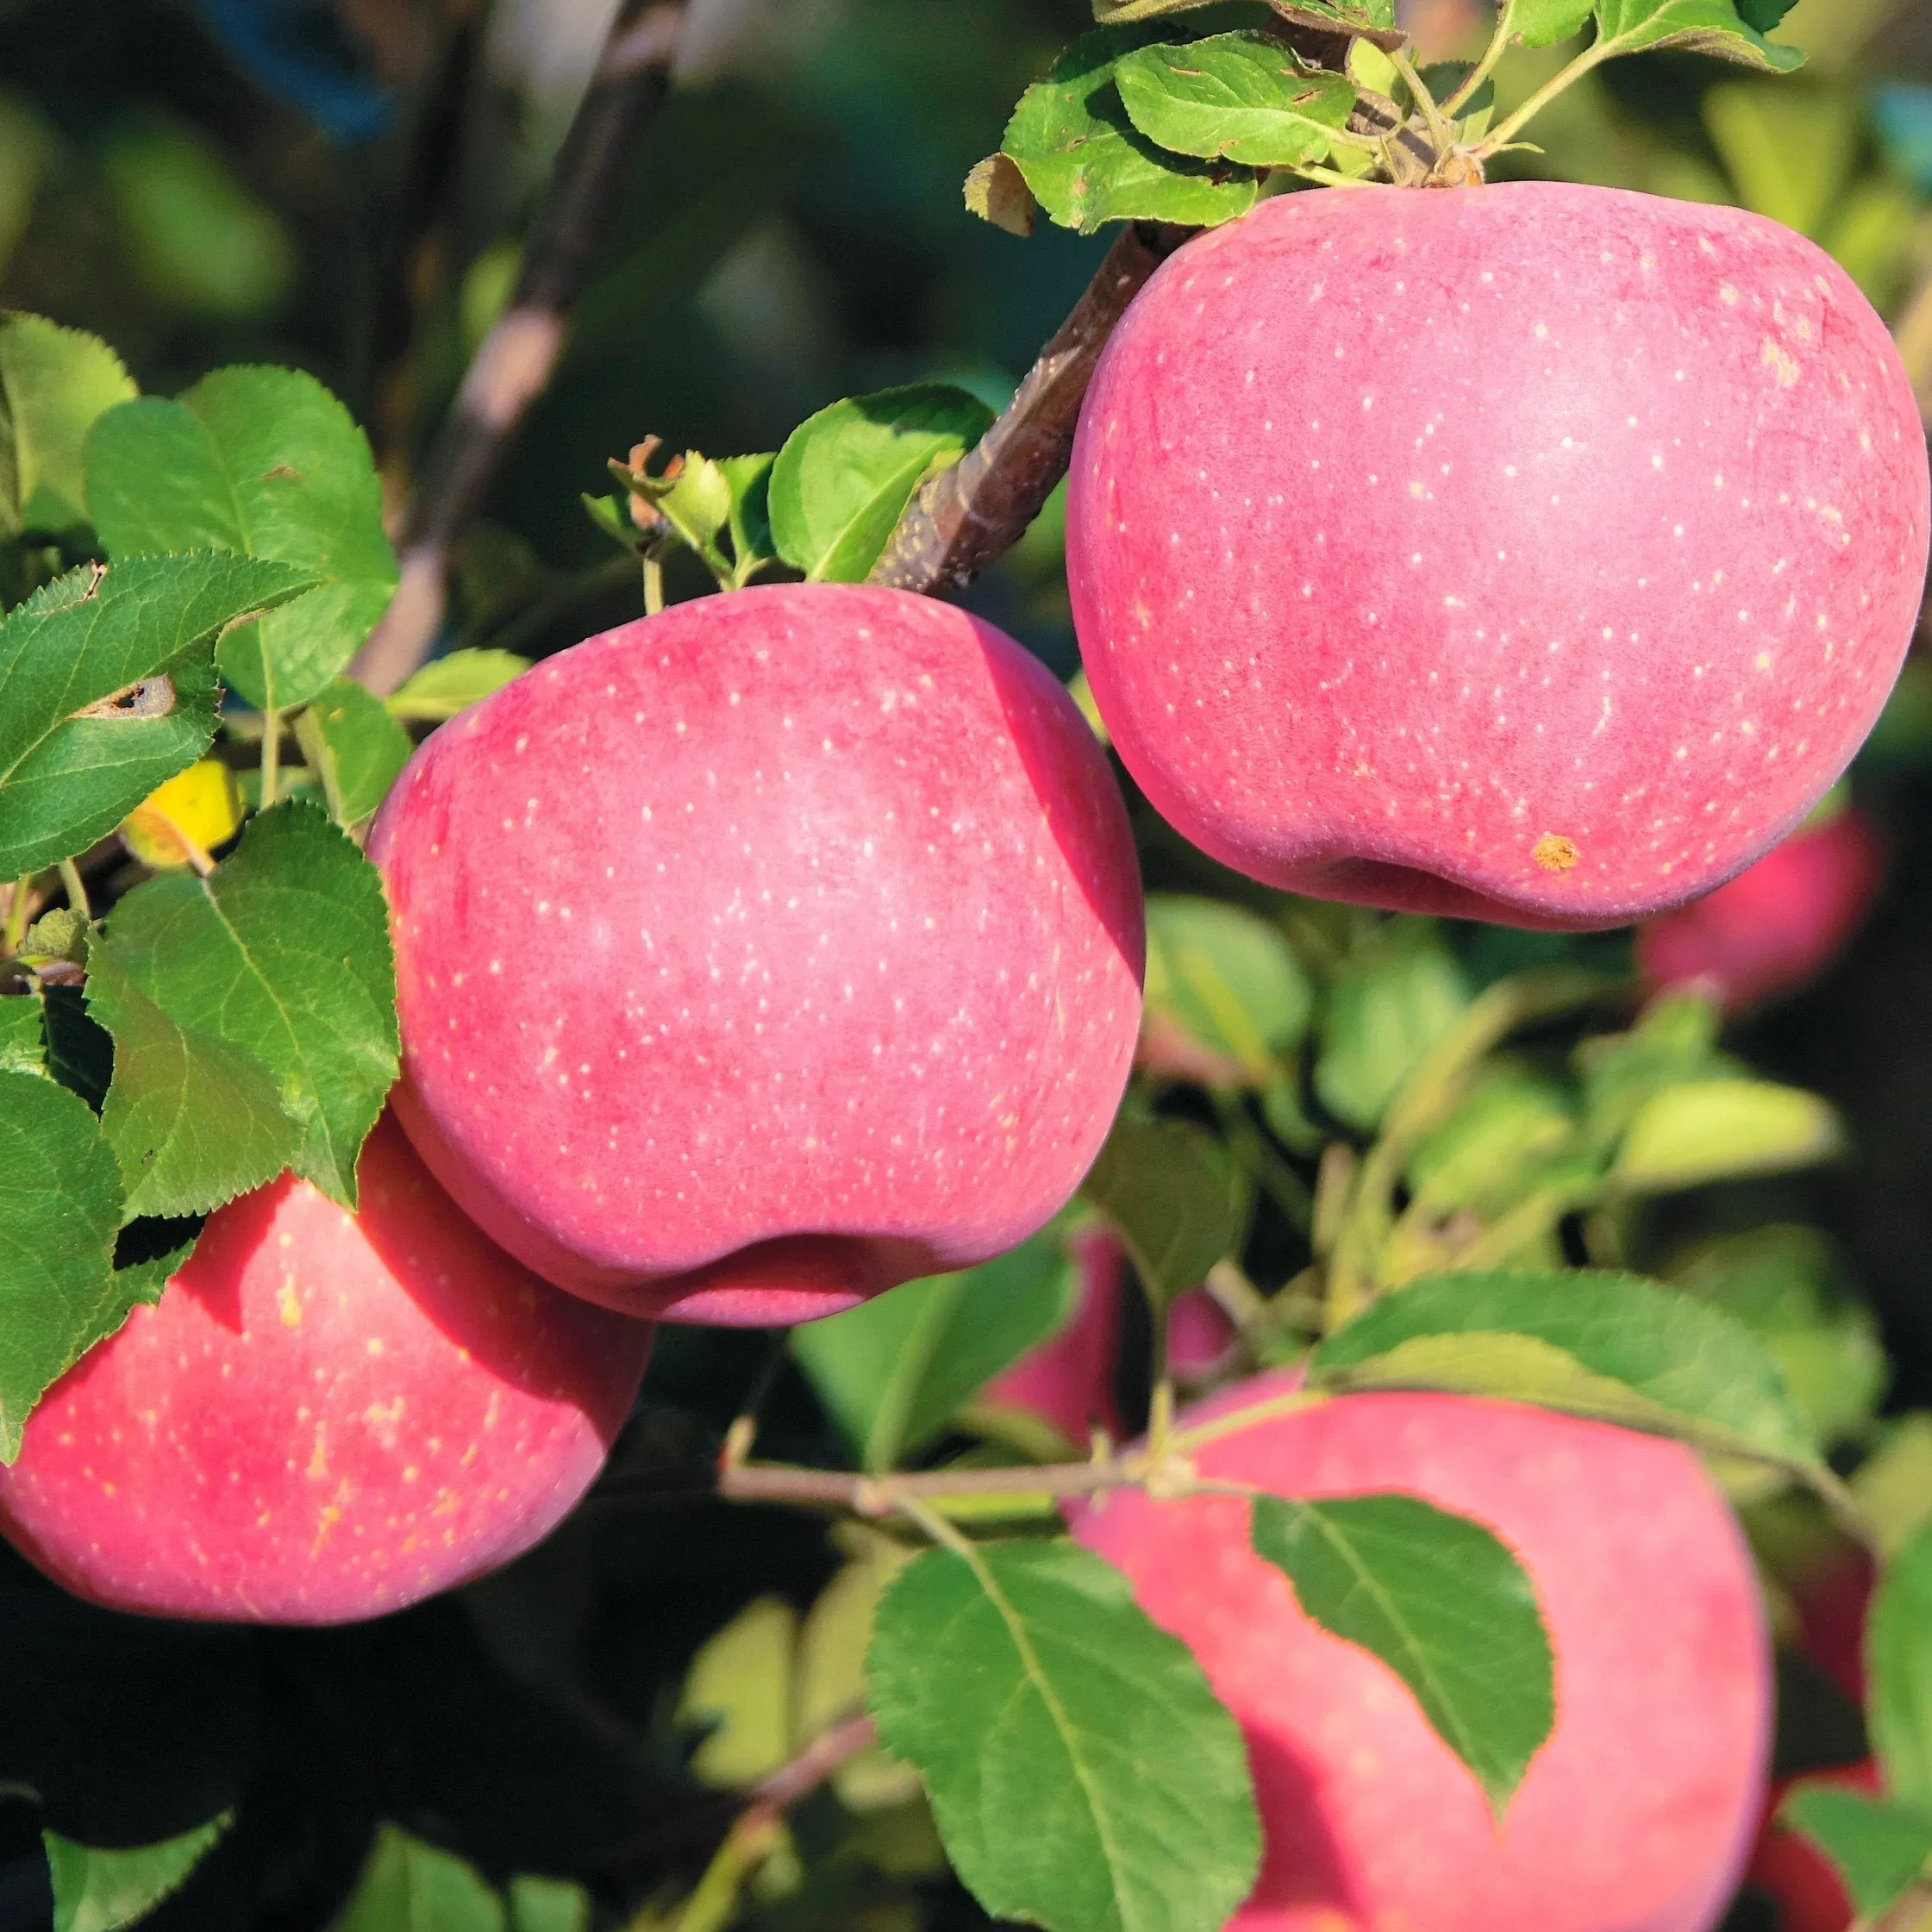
[0,1116,653,1624]
[1636,807,1883,1012]
[1067,184,1929,929]
[368,584,1144,1325]
[1069,1372,1770,1930]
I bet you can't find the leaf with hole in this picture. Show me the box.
[770,386,993,583]
[0,553,312,882]
[293,678,412,825]
[1308,1268,1822,1476]
[0,316,136,541]
[0,1067,125,1461]
[1250,1491,1554,1811]
[1002,32,1261,237]
[1116,34,1359,169]
[86,940,296,1221]
[1080,1111,1237,1310]
[1591,0,1804,71]
[100,801,397,1208]
[867,1538,1260,1932]
[791,1225,1079,1470]
[86,366,399,711]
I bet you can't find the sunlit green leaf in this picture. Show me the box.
[1116,34,1358,168]
[293,678,412,826]
[1611,1079,1842,1194]
[1591,0,1804,72]
[100,801,397,1208]
[385,649,530,724]
[1249,1492,1553,1811]
[87,366,398,711]
[1309,1267,1822,1473]
[868,1539,1260,1932]
[1081,1112,1237,1310]
[1871,1521,1932,1810]
[1780,1784,1932,1920]
[1142,895,1314,1085]
[1513,0,1596,46]
[770,386,993,583]
[46,1810,233,1932]
[0,315,136,540]
[1316,941,1471,1133]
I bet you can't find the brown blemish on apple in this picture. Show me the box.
[1534,835,1580,874]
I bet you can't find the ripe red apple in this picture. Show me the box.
[1070,1372,1770,1929]
[368,584,1144,1325]
[0,1114,653,1623]
[1066,184,1929,929]
[1636,806,1883,1012]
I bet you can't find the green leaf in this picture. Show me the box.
[1513,0,1597,45]
[293,678,413,826]
[46,1810,233,1932]
[1249,1492,1553,1812]
[72,1237,189,1366]
[0,315,137,541]
[678,1594,799,1786]
[1308,1268,1822,1474]
[86,939,296,1220]
[328,1826,506,1932]
[0,553,314,879]
[1591,0,1805,72]
[1611,1079,1842,1194]
[1704,81,1857,237]
[769,386,994,583]
[0,1066,124,1460]
[1115,34,1358,169]
[1406,1072,1576,1220]
[385,648,530,724]
[718,452,777,584]
[1094,0,1404,46]
[867,1539,1260,1932]
[1734,0,1798,24]
[610,446,733,582]
[1871,1521,1932,1810]
[101,800,397,1208]
[1143,894,1314,1084]
[1080,1112,1237,1310]
[1002,32,1261,237]
[791,1227,1079,1471]
[505,1878,591,1932]
[1316,941,1471,1133]
[1305,1275,1816,1468]
[1780,1784,1932,1919]
[86,366,399,711]
[0,991,45,1074]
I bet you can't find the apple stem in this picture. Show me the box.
[56,860,90,924]
[1477,36,1612,159]
[1441,0,1516,117]
[1291,164,1383,191]
[644,552,666,618]
[1388,47,1459,163]
[3,873,36,954]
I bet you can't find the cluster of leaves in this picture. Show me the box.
[966,0,1804,234]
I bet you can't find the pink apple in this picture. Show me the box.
[1636,806,1883,1012]
[0,1114,653,1623]
[1070,1371,1770,1929]
[1067,184,1929,929]
[368,584,1144,1325]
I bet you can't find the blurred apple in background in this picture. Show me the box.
[1637,806,1885,1014]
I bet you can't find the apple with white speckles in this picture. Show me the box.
[1067,184,1930,928]
[1070,1371,1772,1930]
[0,1113,653,1623]
[368,584,1145,1325]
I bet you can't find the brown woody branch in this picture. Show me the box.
[351,0,690,697]
[868,219,1194,597]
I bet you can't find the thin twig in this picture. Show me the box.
[719,1455,1141,1515]
[868,220,1193,597]
[352,0,691,696]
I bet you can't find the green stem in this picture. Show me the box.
[1293,164,1382,191]
[57,860,90,924]
[259,707,282,810]
[1441,0,1516,116]
[1478,36,1611,156]
[1388,46,1459,159]
[4,873,35,953]
[644,552,666,617]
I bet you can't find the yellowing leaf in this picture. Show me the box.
[120,758,243,870]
